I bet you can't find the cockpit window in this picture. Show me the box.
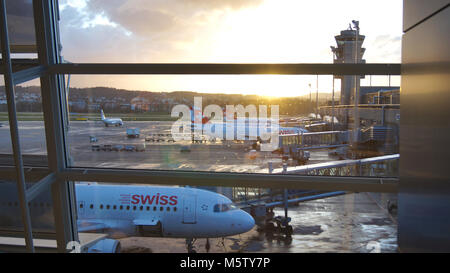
[213,203,238,212]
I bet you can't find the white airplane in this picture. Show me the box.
[188,108,308,143]
[101,109,123,127]
[0,182,255,253]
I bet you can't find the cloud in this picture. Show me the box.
[58,0,262,62]
[178,0,264,10]
[80,0,262,36]
[365,34,402,62]
[57,0,403,94]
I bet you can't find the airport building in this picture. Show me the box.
[331,25,366,106]
[0,1,449,254]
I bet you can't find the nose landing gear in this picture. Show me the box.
[185,238,197,253]
[265,216,293,236]
[205,238,210,253]
[185,238,212,253]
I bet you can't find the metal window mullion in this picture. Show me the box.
[12,65,47,85]
[59,168,398,193]
[48,63,401,75]
[0,166,51,182]
[26,173,56,202]
[33,0,78,253]
[0,0,34,253]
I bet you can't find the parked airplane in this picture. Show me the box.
[101,109,123,127]
[0,182,255,253]
[188,108,308,142]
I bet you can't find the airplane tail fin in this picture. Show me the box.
[101,109,105,120]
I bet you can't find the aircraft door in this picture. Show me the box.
[182,195,197,224]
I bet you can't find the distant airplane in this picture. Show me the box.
[0,182,255,253]
[101,109,123,127]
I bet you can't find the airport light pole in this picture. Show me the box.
[316,75,319,119]
[309,83,312,114]
[332,77,335,131]
[330,46,337,131]
[352,20,360,146]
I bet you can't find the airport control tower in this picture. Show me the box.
[331,23,366,106]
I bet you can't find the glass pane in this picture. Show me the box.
[69,182,397,253]
[3,0,36,52]
[58,0,402,63]
[64,74,399,177]
[0,179,56,241]
[16,80,48,167]
[0,77,14,165]
[0,79,48,167]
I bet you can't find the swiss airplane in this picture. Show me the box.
[0,182,255,253]
[101,109,123,127]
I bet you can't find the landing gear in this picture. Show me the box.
[205,238,210,253]
[284,224,293,236]
[272,216,293,237]
[263,207,293,237]
[387,200,398,214]
[186,238,196,253]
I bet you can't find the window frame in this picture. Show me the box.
[0,0,401,252]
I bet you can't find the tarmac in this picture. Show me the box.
[120,193,397,253]
[0,121,336,171]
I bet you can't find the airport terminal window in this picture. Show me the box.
[57,0,401,179]
[0,78,14,166]
[62,74,399,178]
[3,81,49,167]
[58,0,402,65]
[4,0,36,49]
[0,1,404,253]
[0,180,57,241]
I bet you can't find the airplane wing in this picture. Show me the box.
[77,220,108,232]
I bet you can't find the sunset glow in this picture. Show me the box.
[59,0,403,96]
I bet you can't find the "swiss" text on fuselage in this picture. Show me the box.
[131,194,178,206]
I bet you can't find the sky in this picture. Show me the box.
[18,0,404,97]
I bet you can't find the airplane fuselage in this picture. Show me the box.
[102,118,123,127]
[101,109,123,127]
[0,183,255,239]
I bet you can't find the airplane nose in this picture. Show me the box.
[239,211,255,233]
